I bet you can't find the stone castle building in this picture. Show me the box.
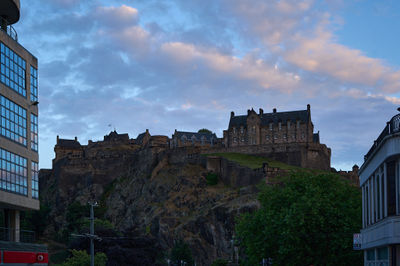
[53,105,331,171]
[170,130,218,148]
[223,104,319,147]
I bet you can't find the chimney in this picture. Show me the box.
[259,108,263,116]
[273,108,277,113]
[247,109,251,115]
[146,129,149,133]
[57,135,59,143]
[74,136,77,141]
[231,111,235,118]
[307,104,310,111]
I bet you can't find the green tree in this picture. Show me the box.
[170,240,194,266]
[236,171,362,266]
[198,128,212,134]
[211,258,228,266]
[55,249,107,266]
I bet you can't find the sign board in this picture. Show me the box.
[353,233,362,250]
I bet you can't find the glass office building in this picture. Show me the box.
[0,1,47,265]
[359,110,400,266]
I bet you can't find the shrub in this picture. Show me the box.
[55,249,107,266]
[206,173,218,185]
[211,258,229,266]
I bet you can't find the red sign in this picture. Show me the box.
[3,251,48,264]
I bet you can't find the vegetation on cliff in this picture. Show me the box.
[236,171,362,265]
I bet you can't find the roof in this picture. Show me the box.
[229,109,309,128]
[136,131,150,144]
[104,131,129,141]
[57,139,81,149]
[174,131,217,142]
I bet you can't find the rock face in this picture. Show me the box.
[39,146,260,265]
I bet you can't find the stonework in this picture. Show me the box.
[53,105,331,171]
[223,105,316,147]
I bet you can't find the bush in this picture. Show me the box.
[206,173,218,185]
[211,258,228,266]
[55,249,107,266]
[169,240,194,266]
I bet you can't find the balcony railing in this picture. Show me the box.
[0,227,36,243]
[364,113,400,161]
[0,18,18,42]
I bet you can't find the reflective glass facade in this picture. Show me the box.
[0,95,27,146]
[31,161,38,199]
[0,148,28,196]
[0,42,26,97]
[30,66,37,102]
[30,113,38,151]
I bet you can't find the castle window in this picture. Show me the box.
[292,134,296,140]
[274,135,277,140]
[301,133,305,139]
[266,135,270,141]
[252,125,256,133]
[288,121,291,129]
[269,123,273,131]
[240,127,244,134]
[233,127,236,134]
[297,121,300,128]
[241,137,244,142]
[279,122,281,130]
[283,134,287,141]
[234,137,237,143]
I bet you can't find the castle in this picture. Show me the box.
[53,105,331,170]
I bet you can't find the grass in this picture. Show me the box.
[206,152,304,171]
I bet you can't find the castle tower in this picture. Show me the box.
[0,0,46,262]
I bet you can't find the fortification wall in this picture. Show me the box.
[166,142,330,170]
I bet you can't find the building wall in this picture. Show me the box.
[0,29,39,210]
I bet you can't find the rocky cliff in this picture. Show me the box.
[39,146,261,265]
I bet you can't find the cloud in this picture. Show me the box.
[17,1,400,171]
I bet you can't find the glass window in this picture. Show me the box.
[0,95,27,145]
[31,161,39,199]
[0,42,26,97]
[0,148,27,196]
[366,249,375,260]
[30,66,38,102]
[30,113,38,151]
[377,247,388,260]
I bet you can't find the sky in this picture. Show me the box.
[15,0,400,170]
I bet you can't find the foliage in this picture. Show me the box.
[55,249,107,266]
[169,240,194,266]
[198,128,212,134]
[20,203,51,237]
[236,171,362,266]
[81,218,114,231]
[66,202,89,232]
[211,258,229,266]
[206,173,219,185]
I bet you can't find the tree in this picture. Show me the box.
[170,240,194,266]
[236,171,362,266]
[211,258,228,266]
[55,249,107,266]
[198,128,212,134]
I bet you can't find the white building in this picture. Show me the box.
[359,110,400,266]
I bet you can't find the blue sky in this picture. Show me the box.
[15,0,400,170]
